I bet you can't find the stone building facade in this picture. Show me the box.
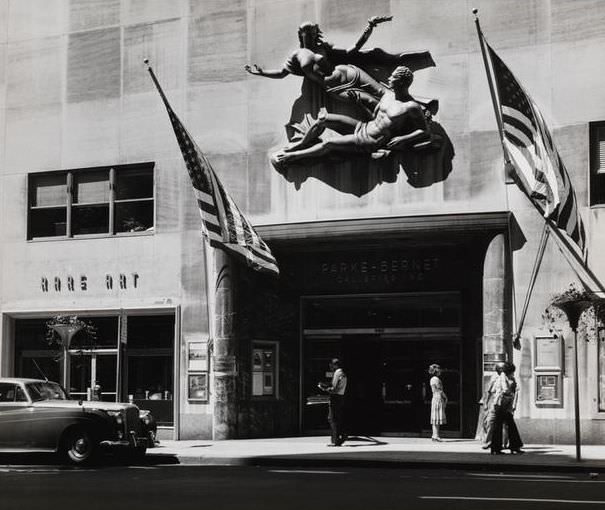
[1,0,605,443]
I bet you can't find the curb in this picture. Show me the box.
[147,452,605,473]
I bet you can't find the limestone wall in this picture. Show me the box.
[1,0,605,441]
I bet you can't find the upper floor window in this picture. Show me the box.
[589,121,605,206]
[28,163,154,240]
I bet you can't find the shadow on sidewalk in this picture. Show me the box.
[342,436,388,447]
[239,449,605,473]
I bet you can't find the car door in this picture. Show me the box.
[0,383,32,449]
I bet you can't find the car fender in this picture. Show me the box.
[55,410,114,452]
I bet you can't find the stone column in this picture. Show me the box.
[482,233,513,377]
[212,249,239,440]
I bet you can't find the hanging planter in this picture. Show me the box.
[45,315,98,351]
[543,283,605,339]
[541,283,605,462]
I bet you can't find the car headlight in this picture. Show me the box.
[106,410,125,438]
[139,409,157,432]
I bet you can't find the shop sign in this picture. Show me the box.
[483,352,506,372]
[213,355,237,375]
[40,273,140,293]
[317,256,441,286]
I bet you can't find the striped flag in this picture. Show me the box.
[147,65,279,275]
[484,40,587,258]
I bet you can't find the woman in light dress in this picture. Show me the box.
[428,364,447,441]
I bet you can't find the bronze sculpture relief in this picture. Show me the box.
[245,16,453,193]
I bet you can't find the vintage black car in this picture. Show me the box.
[0,378,157,464]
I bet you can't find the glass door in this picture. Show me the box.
[68,351,118,402]
[381,339,461,435]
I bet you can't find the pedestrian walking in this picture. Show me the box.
[318,358,348,446]
[428,364,447,441]
[479,362,504,449]
[490,361,524,455]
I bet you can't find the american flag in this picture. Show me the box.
[484,40,586,257]
[147,65,279,275]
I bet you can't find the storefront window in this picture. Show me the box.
[70,316,118,349]
[599,328,605,412]
[14,319,62,382]
[126,315,175,426]
[13,314,175,426]
[252,342,278,398]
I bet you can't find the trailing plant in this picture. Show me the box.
[543,283,604,342]
[45,315,99,350]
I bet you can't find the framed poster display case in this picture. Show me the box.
[534,335,564,407]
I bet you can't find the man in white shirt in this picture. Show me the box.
[318,358,348,446]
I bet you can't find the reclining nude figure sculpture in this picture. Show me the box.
[272,66,432,169]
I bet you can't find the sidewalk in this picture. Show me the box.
[146,436,605,472]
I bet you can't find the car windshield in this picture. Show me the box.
[26,382,68,402]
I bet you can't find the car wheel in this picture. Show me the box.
[63,428,97,465]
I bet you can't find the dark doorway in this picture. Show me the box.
[342,335,382,436]
[302,293,465,436]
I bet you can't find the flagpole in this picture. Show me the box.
[472,9,513,178]
[144,58,172,110]
[144,56,219,398]
[473,9,605,296]
[544,215,605,294]
[474,8,520,355]
[513,224,550,347]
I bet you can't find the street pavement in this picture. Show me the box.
[2,464,605,510]
[146,436,605,472]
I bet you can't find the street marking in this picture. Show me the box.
[0,468,60,474]
[469,477,605,484]
[467,472,573,479]
[268,469,347,474]
[0,466,96,473]
[420,496,605,504]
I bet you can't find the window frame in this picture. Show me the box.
[589,121,605,207]
[598,327,605,414]
[533,334,564,408]
[27,162,155,241]
[251,341,279,400]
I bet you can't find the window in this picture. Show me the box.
[126,315,175,426]
[599,328,605,412]
[14,319,62,383]
[0,383,27,402]
[27,163,154,239]
[0,383,17,402]
[14,313,175,426]
[589,121,605,206]
[252,342,278,398]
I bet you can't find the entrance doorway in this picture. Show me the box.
[302,293,464,436]
[304,335,461,435]
[68,351,118,402]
